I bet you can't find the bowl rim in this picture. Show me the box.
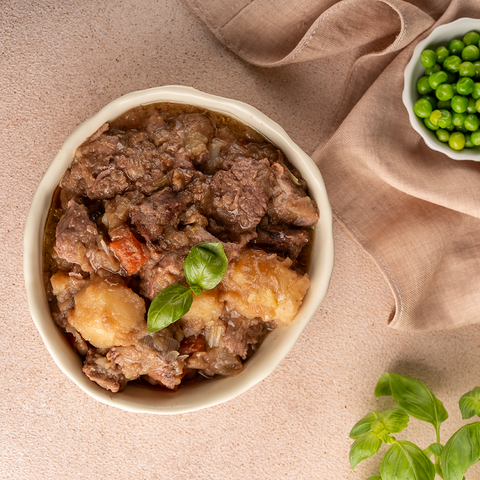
[402,17,480,161]
[23,85,334,414]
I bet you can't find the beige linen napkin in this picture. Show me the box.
[186,0,480,331]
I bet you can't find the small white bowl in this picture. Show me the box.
[403,17,480,161]
[23,86,334,414]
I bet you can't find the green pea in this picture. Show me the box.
[428,71,448,89]
[414,98,433,118]
[425,64,441,75]
[476,98,480,112]
[424,117,439,131]
[457,77,475,95]
[449,131,466,150]
[446,71,459,83]
[430,109,442,125]
[464,114,480,131]
[453,112,467,126]
[451,95,469,113]
[463,31,480,46]
[449,39,465,56]
[459,61,476,77]
[421,95,438,109]
[471,130,480,145]
[445,123,455,131]
[471,83,480,99]
[436,129,450,142]
[437,99,451,109]
[417,75,433,95]
[435,46,450,64]
[462,45,480,62]
[468,97,477,114]
[465,134,474,148]
[452,83,458,95]
[444,55,462,73]
[437,109,453,128]
[456,124,468,133]
[436,84,454,101]
[473,61,480,79]
[421,49,437,68]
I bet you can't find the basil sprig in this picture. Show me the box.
[184,241,228,294]
[350,372,480,480]
[147,242,228,333]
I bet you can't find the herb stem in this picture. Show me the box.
[434,425,444,479]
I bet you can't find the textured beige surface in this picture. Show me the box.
[2,0,480,478]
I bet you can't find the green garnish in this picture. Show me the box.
[147,242,228,332]
[350,372,480,479]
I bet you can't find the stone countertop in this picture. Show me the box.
[2,1,479,478]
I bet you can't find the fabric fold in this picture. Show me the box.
[185,0,480,330]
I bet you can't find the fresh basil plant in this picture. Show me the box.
[350,372,480,480]
[147,241,228,332]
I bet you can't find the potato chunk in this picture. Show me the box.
[68,280,147,349]
[179,288,224,337]
[219,250,310,327]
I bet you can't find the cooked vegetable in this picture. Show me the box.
[436,129,450,143]
[414,35,480,150]
[449,132,466,150]
[219,249,310,327]
[462,45,480,62]
[449,39,465,56]
[436,84,454,101]
[68,281,147,349]
[463,31,480,46]
[414,98,433,118]
[457,77,474,95]
[421,49,437,68]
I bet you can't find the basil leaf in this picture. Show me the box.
[350,411,380,439]
[380,441,435,480]
[375,372,392,397]
[441,422,480,480]
[459,387,480,420]
[349,432,382,471]
[184,242,228,292]
[147,284,193,333]
[190,284,203,296]
[376,408,410,434]
[423,442,443,458]
[375,373,448,430]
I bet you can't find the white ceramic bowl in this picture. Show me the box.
[23,86,334,414]
[403,17,480,161]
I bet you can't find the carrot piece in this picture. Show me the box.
[110,229,150,275]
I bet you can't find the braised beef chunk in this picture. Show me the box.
[209,158,273,234]
[55,199,120,274]
[180,113,214,165]
[139,253,184,299]
[61,130,129,200]
[83,348,127,393]
[44,103,318,393]
[250,226,309,260]
[131,188,191,242]
[107,342,186,389]
[222,313,266,359]
[268,162,319,227]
